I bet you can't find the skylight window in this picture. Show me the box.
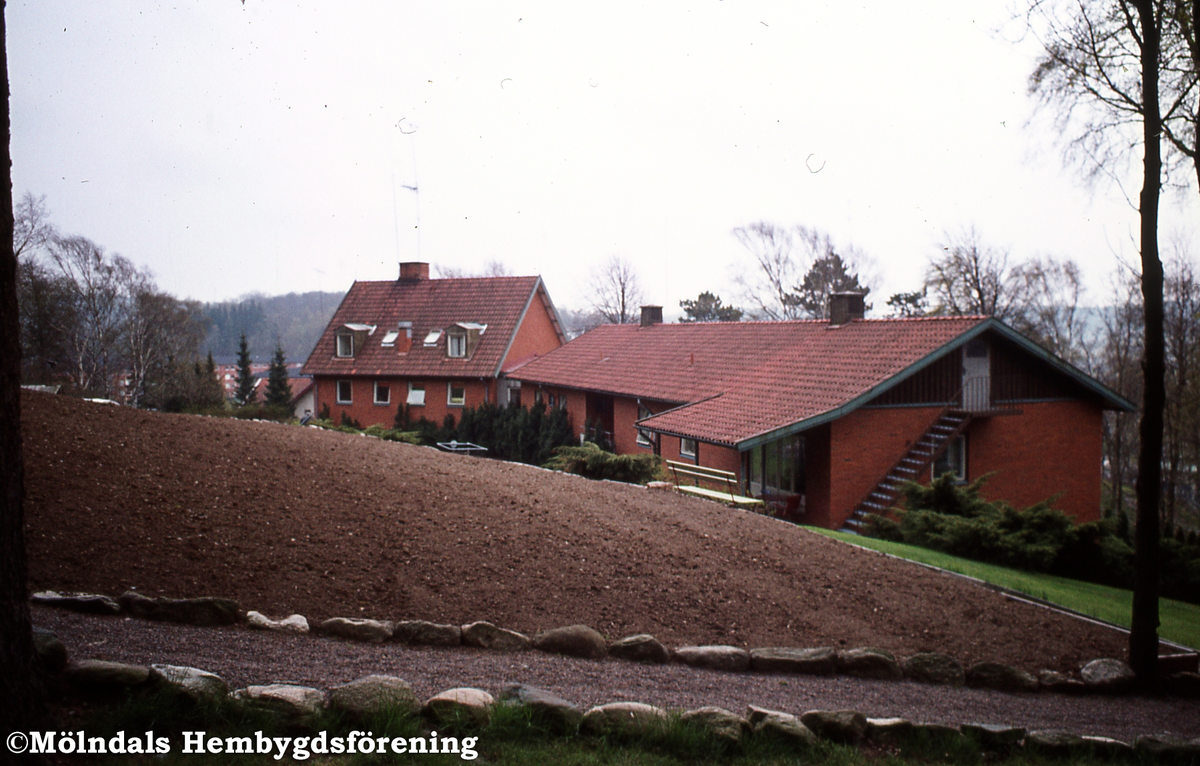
[381,330,401,347]
[423,329,443,347]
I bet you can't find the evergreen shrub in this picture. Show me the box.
[867,473,1200,604]
[542,442,662,484]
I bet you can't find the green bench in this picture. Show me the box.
[666,460,764,508]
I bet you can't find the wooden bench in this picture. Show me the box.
[665,460,764,508]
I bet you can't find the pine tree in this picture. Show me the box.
[265,343,292,407]
[234,332,257,404]
[679,291,743,322]
[203,352,225,406]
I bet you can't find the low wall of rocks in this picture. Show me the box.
[30,589,1200,762]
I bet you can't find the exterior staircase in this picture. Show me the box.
[839,408,974,534]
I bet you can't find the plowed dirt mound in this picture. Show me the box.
[22,391,1130,671]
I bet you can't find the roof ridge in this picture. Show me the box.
[353,274,540,285]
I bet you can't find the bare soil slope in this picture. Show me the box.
[23,392,1131,672]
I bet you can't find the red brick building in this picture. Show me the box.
[303,262,565,428]
[510,298,1133,530]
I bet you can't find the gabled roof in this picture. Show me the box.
[303,275,561,379]
[511,316,1134,449]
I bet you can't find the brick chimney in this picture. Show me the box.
[399,262,430,281]
[640,305,663,327]
[829,292,865,326]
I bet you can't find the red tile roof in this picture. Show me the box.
[303,276,551,379]
[511,317,989,446]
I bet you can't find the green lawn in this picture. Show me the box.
[806,527,1200,651]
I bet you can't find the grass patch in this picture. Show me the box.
[808,527,1200,650]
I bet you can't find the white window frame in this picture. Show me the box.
[680,437,698,459]
[336,334,354,358]
[407,381,426,406]
[374,381,391,405]
[447,383,466,407]
[447,332,467,358]
[636,404,653,448]
[336,379,353,404]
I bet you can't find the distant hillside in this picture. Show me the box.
[203,291,344,363]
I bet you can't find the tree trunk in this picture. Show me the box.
[1131,0,1164,688]
[0,0,47,749]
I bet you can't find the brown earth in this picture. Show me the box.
[23,391,1140,673]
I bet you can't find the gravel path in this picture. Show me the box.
[36,608,1200,744]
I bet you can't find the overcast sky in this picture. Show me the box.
[10,2,1198,316]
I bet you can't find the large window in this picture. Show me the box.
[374,381,391,405]
[746,435,806,501]
[448,383,466,407]
[336,334,354,357]
[934,435,966,481]
[336,379,353,404]
[407,381,425,406]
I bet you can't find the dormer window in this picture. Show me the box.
[336,323,375,358]
[444,322,487,359]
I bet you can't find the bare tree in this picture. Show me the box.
[13,191,53,261]
[1020,256,1095,368]
[1098,265,1144,521]
[925,228,1094,366]
[126,289,209,409]
[1027,0,1166,685]
[1027,0,1199,194]
[47,236,149,396]
[733,222,873,319]
[732,222,807,320]
[925,227,1033,321]
[15,199,71,384]
[435,260,513,278]
[1162,254,1200,531]
[588,256,644,324]
[556,306,605,338]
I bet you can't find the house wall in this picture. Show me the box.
[613,396,648,455]
[826,406,945,529]
[292,387,316,420]
[808,400,1104,530]
[967,399,1103,523]
[505,289,565,366]
[313,376,493,429]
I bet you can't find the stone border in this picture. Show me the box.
[40,644,1200,764]
[32,589,1200,701]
